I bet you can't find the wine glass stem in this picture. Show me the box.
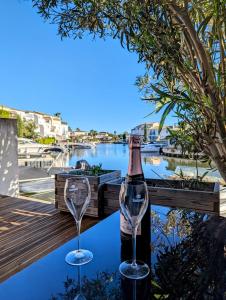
[76,220,81,251]
[132,227,137,267]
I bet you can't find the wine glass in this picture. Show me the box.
[64,176,93,265]
[119,180,150,279]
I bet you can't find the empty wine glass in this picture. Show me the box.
[64,177,93,265]
[119,180,150,279]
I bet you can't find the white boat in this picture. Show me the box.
[18,138,47,155]
[141,143,164,153]
[18,138,66,155]
[73,142,96,149]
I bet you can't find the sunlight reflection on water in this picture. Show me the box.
[68,143,215,179]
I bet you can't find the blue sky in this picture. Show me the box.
[0,1,175,133]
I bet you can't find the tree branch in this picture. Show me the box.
[168,3,216,93]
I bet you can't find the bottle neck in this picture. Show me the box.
[127,137,143,178]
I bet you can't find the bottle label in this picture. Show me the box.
[120,214,141,235]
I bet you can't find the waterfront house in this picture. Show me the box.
[96,132,112,142]
[70,130,89,142]
[1,105,69,141]
[131,122,176,142]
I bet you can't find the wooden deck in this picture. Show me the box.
[0,195,97,282]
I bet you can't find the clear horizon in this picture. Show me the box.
[0,1,176,133]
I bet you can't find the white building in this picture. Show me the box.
[70,130,88,137]
[131,122,175,142]
[96,132,109,139]
[2,105,69,140]
[61,122,70,140]
[70,130,89,142]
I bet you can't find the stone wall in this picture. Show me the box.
[0,118,19,196]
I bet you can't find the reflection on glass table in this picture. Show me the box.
[151,206,226,299]
[1,205,226,299]
[50,266,150,300]
[50,267,120,300]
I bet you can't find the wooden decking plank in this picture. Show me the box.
[0,227,75,282]
[0,196,97,282]
[0,219,95,282]
[0,218,75,266]
[0,206,58,237]
[0,204,56,224]
[0,202,54,220]
[0,213,73,256]
[0,205,56,235]
[0,198,54,212]
[0,210,74,252]
[0,197,56,220]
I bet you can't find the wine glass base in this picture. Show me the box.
[65,249,93,266]
[119,260,150,280]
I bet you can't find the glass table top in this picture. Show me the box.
[0,205,226,300]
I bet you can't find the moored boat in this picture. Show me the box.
[18,138,66,155]
[73,142,96,149]
[141,143,164,153]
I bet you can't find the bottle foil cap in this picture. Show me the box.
[129,135,141,148]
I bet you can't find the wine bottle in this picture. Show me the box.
[120,135,150,264]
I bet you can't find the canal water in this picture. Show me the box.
[69,143,172,178]
[68,143,220,180]
[20,143,221,201]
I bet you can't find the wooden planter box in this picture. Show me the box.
[55,170,121,217]
[103,178,224,216]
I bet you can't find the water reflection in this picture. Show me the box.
[143,156,161,166]
[122,144,127,155]
[151,207,226,299]
[163,156,209,171]
[66,144,212,179]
